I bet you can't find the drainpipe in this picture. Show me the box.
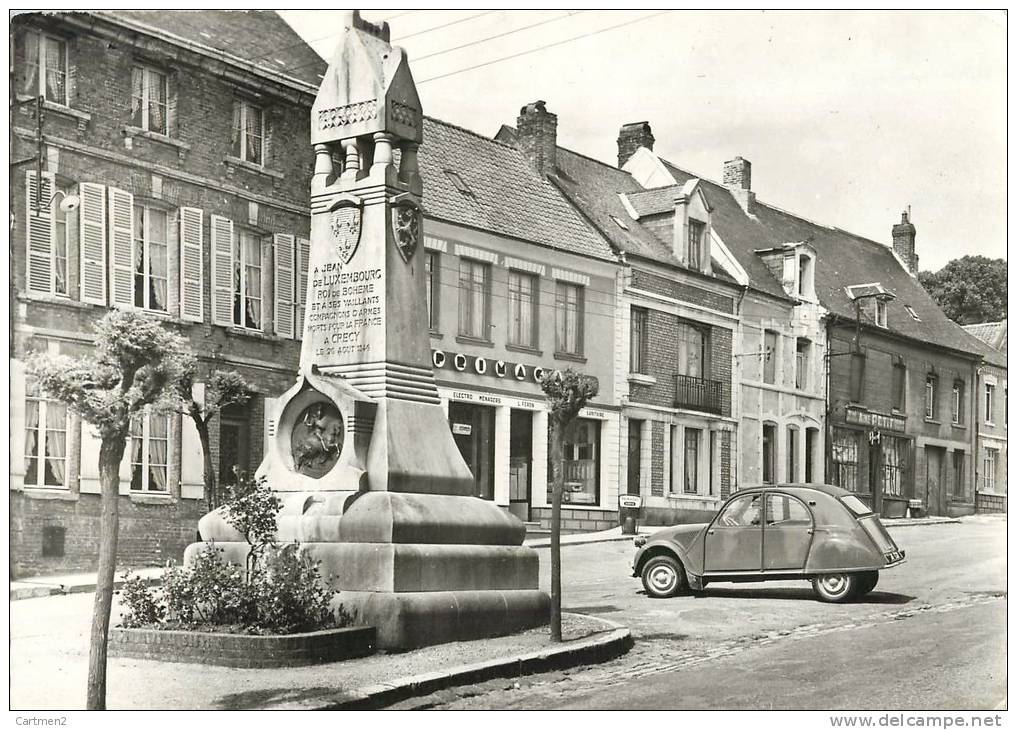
[972,360,981,512]
[824,315,833,485]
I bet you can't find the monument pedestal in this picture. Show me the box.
[186,11,548,650]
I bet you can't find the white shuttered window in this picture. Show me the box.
[78,182,107,305]
[179,207,204,322]
[24,171,70,297]
[210,215,234,326]
[296,236,310,340]
[273,233,296,339]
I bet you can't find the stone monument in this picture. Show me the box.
[190,11,549,649]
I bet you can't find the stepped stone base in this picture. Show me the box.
[334,589,550,649]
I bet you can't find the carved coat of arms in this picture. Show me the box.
[391,202,421,262]
[330,205,361,265]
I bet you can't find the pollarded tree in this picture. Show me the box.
[541,368,599,643]
[179,367,251,512]
[29,310,193,710]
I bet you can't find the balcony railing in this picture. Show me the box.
[674,373,726,415]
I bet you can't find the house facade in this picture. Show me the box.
[962,321,1008,511]
[9,10,323,575]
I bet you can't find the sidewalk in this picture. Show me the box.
[10,514,972,600]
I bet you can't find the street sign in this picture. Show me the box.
[619,494,643,509]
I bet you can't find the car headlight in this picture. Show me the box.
[634,536,647,548]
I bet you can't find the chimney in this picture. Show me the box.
[516,100,557,177]
[617,121,654,168]
[723,156,755,212]
[892,208,918,274]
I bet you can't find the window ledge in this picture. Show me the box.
[429,330,444,340]
[129,492,174,505]
[123,125,190,156]
[628,373,657,386]
[951,422,967,429]
[223,155,284,180]
[20,487,77,501]
[17,292,90,309]
[506,343,543,356]
[17,95,92,128]
[984,421,997,428]
[455,335,494,348]
[924,418,942,425]
[553,351,587,364]
[220,325,282,342]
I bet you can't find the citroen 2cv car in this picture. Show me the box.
[632,484,905,602]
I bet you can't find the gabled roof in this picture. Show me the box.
[419,118,615,261]
[103,10,327,87]
[651,159,985,356]
[963,320,1007,353]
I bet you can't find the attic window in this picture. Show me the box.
[904,305,921,321]
[610,215,629,231]
[444,169,474,197]
[874,299,888,328]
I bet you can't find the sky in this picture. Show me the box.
[280,9,1007,273]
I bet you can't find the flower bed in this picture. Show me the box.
[109,625,376,668]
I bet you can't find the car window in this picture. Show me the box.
[765,494,811,526]
[840,495,872,516]
[717,494,762,527]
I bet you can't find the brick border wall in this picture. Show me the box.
[530,507,618,533]
[109,625,376,668]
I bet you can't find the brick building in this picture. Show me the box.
[506,118,742,525]
[9,11,322,575]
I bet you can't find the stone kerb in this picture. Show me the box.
[109,625,376,668]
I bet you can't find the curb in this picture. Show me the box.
[526,534,646,549]
[263,614,634,710]
[883,517,960,528]
[10,574,161,602]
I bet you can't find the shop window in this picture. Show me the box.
[925,375,937,420]
[19,30,68,105]
[981,448,998,492]
[133,204,169,312]
[761,423,776,484]
[952,450,966,501]
[555,282,584,357]
[507,270,539,348]
[130,410,170,493]
[231,99,264,165]
[951,381,964,425]
[891,361,907,412]
[449,401,495,500]
[630,307,649,374]
[130,65,169,135]
[458,258,491,340]
[425,251,440,332]
[805,427,819,483]
[683,428,701,494]
[832,428,861,492]
[551,417,600,505]
[24,378,69,489]
[881,436,908,498]
[795,339,810,390]
[762,330,777,384]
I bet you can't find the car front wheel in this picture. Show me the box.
[811,573,859,603]
[641,555,686,598]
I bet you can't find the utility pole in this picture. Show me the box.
[34,94,44,214]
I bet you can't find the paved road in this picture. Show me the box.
[389,516,1007,710]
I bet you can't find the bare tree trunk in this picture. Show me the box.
[195,418,215,512]
[549,417,564,643]
[86,436,126,710]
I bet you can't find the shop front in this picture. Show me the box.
[830,406,913,518]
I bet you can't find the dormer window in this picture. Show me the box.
[687,219,705,270]
[874,299,888,328]
[797,253,815,299]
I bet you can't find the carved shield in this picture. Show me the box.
[330,205,361,265]
[391,202,421,262]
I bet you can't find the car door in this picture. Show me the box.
[762,492,813,571]
[705,493,763,573]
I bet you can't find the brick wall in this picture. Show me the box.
[650,421,665,497]
[631,268,735,314]
[720,430,732,498]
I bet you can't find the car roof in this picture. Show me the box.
[734,483,855,499]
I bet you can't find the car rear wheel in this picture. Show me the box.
[811,572,859,603]
[855,571,879,597]
[641,555,686,598]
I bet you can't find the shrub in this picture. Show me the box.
[249,543,336,633]
[118,573,165,628]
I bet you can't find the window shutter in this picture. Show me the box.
[25,171,55,295]
[167,81,178,138]
[273,233,295,339]
[107,186,134,308]
[180,382,204,499]
[296,236,310,339]
[179,207,204,322]
[210,215,234,326]
[263,113,273,167]
[78,182,107,305]
[66,46,77,107]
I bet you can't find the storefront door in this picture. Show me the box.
[925,447,945,516]
[448,401,496,500]
[508,409,532,521]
